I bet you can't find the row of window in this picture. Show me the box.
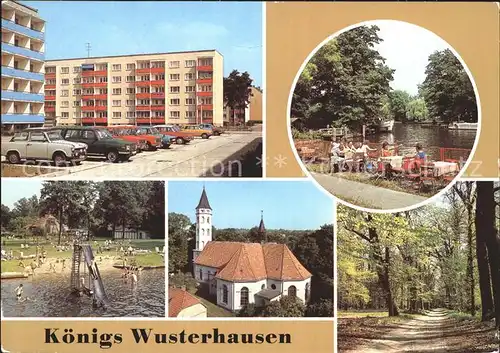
[54,59,213,74]
[58,110,189,119]
[52,98,211,107]
[53,73,211,85]
[219,284,307,307]
[51,89,213,99]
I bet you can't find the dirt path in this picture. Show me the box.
[340,308,498,353]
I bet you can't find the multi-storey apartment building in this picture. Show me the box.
[223,86,262,125]
[44,50,223,127]
[1,0,45,131]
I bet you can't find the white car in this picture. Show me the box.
[2,128,88,166]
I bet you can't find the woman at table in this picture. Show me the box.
[381,141,393,157]
[415,143,426,160]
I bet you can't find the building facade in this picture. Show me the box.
[192,188,312,313]
[223,86,262,125]
[44,50,223,127]
[1,0,46,131]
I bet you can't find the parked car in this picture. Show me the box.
[106,126,147,152]
[57,126,137,162]
[198,123,224,136]
[134,126,171,148]
[1,127,87,166]
[154,124,194,145]
[180,125,212,139]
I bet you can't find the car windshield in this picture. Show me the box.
[149,128,159,134]
[96,129,113,139]
[46,130,63,140]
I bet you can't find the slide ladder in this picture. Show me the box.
[70,244,82,292]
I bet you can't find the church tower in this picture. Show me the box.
[258,210,267,243]
[193,186,213,261]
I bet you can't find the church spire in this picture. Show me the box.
[258,210,267,243]
[196,186,212,210]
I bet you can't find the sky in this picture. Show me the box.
[372,20,451,96]
[1,179,43,208]
[26,1,263,87]
[168,181,334,230]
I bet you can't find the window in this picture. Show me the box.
[126,63,135,70]
[199,85,212,92]
[185,111,195,118]
[184,73,194,81]
[73,111,81,118]
[222,285,228,304]
[169,73,180,81]
[112,76,122,83]
[305,283,310,303]
[185,60,196,68]
[96,76,107,83]
[46,79,56,85]
[240,287,249,307]
[12,132,29,141]
[199,268,203,280]
[112,88,122,95]
[61,78,69,85]
[126,100,134,106]
[169,61,180,68]
[271,284,276,290]
[261,284,265,290]
[46,67,56,74]
[126,76,135,82]
[112,64,121,71]
[61,90,69,97]
[207,217,210,224]
[61,112,69,118]
[73,77,81,84]
[170,111,180,119]
[126,111,135,118]
[185,98,195,105]
[30,132,47,142]
[151,61,165,68]
[288,285,297,297]
[169,86,180,94]
[112,112,122,118]
[185,86,195,93]
[73,89,82,96]
[112,100,121,107]
[61,101,69,108]
[170,98,180,106]
[60,67,69,74]
[201,216,204,224]
[73,66,81,73]
[126,88,134,94]
[73,101,81,107]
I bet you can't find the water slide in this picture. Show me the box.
[81,245,109,306]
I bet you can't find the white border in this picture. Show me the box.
[286,19,483,215]
[262,1,267,178]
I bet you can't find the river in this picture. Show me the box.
[1,269,165,317]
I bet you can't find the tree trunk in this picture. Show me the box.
[58,207,63,245]
[466,203,476,316]
[122,219,126,239]
[476,182,499,327]
[384,247,399,316]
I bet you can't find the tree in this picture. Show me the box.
[388,90,411,122]
[306,299,335,317]
[223,70,253,125]
[143,181,166,239]
[168,213,192,273]
[419,49,477,123]
[261,296,306,317]
[1,204,11,229]
[406,98,429,122]
[11,196,39,219]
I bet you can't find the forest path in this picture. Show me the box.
[343,308,466,353]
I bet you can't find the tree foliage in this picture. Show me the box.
[223,70,253,125]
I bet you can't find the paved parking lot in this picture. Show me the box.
[1,132,262,178]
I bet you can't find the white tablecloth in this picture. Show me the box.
[379,156,403,169]
[432,161,459,176]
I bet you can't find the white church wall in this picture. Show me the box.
[282,278,312,303]
[233,280,267,311]
[216,279,234,311]
[266,279,283,292]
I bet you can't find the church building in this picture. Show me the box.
[192,187,312,312]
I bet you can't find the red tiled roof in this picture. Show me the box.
[194,241,312,282]
[168,287,202,317]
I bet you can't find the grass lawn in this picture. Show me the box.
[194,295,235,317]
[338,310,389,318]
[117,253,164,267]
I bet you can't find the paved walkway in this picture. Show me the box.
[311,172,427,210]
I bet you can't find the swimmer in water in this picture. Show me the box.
[15,284,23,301]
[131,271,138,286]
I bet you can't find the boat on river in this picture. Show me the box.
[448,122,478,130]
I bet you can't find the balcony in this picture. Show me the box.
[197,78,213,84]
[1,89,44,102]
[2,66,44,81]
[150,80,165,86]
[198,104,213,110]
[82,95,95,100]
[45,72,56,79]
[1,42,44,61]
[135,92,151,99]
[45,95,55,101]
[197,65,213,72]
[95,94,107,100]
[82,106,95,111]
[45,84,56,89]
[1,113,45,123]
[95,105,107,112]
[151,92,165,99]
[1,19,45,41]
[136,118,151,124]
[82,70,107,77]
[45,106,55,112]
[150,67,165,74]
[136,67,151,74]
[151,105,165,111]
[136,105,151,111]
[136,80,150,87]
[196,91,213,97]
[82,117,107,124]
[82,82,107,88]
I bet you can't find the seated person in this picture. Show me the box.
[360,140,377,158]
[415,143,426,160]
[381,141,393,157]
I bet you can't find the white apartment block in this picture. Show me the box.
[44,50,223,127]
[1,0,46,131]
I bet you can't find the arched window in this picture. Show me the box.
[201,216,204,223]
[305,283,310,302]
[207,217,210,224]
[201,229,205,236]
[207,229,210,237]
[222,285,228,304]
[288,285,297,297]
[240,287,249,307]
[261,284,265,290]
[199,268,203,280]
